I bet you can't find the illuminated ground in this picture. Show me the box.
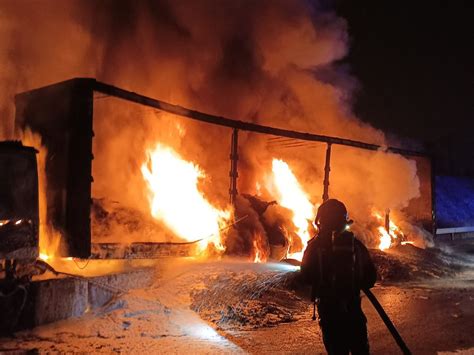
[0,250,473,354]
[224,277,474,354]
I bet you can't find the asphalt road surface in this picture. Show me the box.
[0,260,473,354]
[224,276,474,354]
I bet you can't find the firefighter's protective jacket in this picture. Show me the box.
[301,230,377,301]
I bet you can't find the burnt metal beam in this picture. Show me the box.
[93,80,427,158]
[385,209,390,234]
[430,156,437,237]
[322,143,332,201]
[229,128,239,205]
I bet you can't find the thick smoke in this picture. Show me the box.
[0,0,426,253]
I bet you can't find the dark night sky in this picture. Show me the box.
[334,1,473,145]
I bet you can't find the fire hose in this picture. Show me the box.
[284,258,411,354]
[309,289,411,354]
[362,288,411,355]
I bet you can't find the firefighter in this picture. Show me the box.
[301,199,377,355]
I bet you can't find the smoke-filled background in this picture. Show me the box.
[0,0,428,254]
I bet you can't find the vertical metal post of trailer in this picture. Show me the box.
[385,209,391,234]
[229,128,239,205]
[430,156,437,238]
[322,143,332,201]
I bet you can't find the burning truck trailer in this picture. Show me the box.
[1,78,435,334]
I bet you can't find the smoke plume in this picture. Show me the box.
[0,0,427,252]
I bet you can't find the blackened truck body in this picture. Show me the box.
[0,141,38,261]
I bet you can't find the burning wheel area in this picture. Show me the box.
[13,78,434,265]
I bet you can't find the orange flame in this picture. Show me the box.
[268,159,315,260]
[141,143,230,253]
[372,209,413,251]
[20,129,63,261]
[377,226,392,251]
[21,130,91,274]
[252,240,265,263]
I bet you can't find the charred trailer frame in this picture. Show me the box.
[13,78,433,258]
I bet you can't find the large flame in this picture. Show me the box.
[269,159,315,260]
[20,129,63,261]
[377,226,392,251]
[252,239,265,263]
[21,130,93,275]
[372,209,410,251]
[141,143,230,253]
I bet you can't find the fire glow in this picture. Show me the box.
[20,129,63,261]
[253,239,265,263]
[31,133,417,264]
[269,159,315,260]
[372,209,413,251]
[377,226,392,251]
[2,0,431,268]
[141,143,230,253]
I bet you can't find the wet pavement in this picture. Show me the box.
[0,260,473,354]
[225,279,474,354]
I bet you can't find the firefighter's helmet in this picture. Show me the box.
[315,199,348,230]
